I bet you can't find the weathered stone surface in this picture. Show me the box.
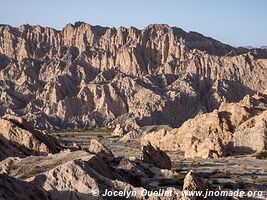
[142,110,232,158]
[112,124,125,136]
[0,114,62,161]
[234,110,267,152]
[0,174,50,200]
[0,151,129,199]
[142,94,267,158]
[141,142,172,169]
[0,23,266,131]
[183,170,223,200]
[0,150,184,200]
[85,139,114,158]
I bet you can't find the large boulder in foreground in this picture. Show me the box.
[141,142,172,169]
[0,114,63,161]
[234,110,267,152]
[183,170,223,200]
[0,174,49,200]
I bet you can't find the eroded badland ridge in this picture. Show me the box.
[0,22,266,131]
[1,22,267,200]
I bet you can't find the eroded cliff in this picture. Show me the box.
[0,22,266,130]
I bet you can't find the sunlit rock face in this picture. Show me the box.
[0,22,267,130]
[141,93,267,158]
[0,114,63,161]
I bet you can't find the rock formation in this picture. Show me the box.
[141,93,267,158]
[234,110,267,152]
[0,114,63,161]
[0,174,50,200]
[0,150,129,198]
[141,142,172,169]
[1,21,267,199]
[1,147,224,200]
[85,138,114,158]
[0,22,267,131]
[183,170,223,200]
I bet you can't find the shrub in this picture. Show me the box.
[255,151,267,159]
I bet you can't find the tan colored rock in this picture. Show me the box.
[0,150,183,200]
[0,150,134,200]
[234,110,267,152]
[120,130,142,141]
[117,157,147,177]
[0,114,62,160]
[112,124,125,136]
[142,94,267,158]
[183,170,223,200]
[141,142,172,169]
[183,170,212,192]
[85,139,114,158]
[218,101,252,130]
[142,110,232,158]
[184,137,226,159]
[0,23,267,130]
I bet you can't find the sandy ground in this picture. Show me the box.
[53,131,267,194]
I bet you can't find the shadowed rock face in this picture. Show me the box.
[0,174,50,200]
[0,114,63,161]
[0,22,267,130]
[1,149,222,200]
[141,142,172,169]
[183,170,224,200]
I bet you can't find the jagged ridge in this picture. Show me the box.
[0,22,267,130]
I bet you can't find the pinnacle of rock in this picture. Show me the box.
[0,23,267,130]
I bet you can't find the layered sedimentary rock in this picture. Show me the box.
[0,174,50,200]
[0,114,62,161]
[141,94,267,158]
[234,110,267,152]
[85,138,114,158]
[1,147,223,200]
[0,22,267,130]
[141,142,172,169]
[183,170,223,200]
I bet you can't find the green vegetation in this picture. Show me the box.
[255,151,267,160]
[51,128,112,138]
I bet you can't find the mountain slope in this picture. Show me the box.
[0,22,266,130]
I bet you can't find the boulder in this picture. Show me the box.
[234,110,267,152]
[0,174,50,200]
[0,114,63,161]
[141,142,172,169]
[183,170,223,200]
[85,139,114,158]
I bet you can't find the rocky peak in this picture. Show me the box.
[0,22,267,130]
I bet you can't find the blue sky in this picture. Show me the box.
[1,0,266,47]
